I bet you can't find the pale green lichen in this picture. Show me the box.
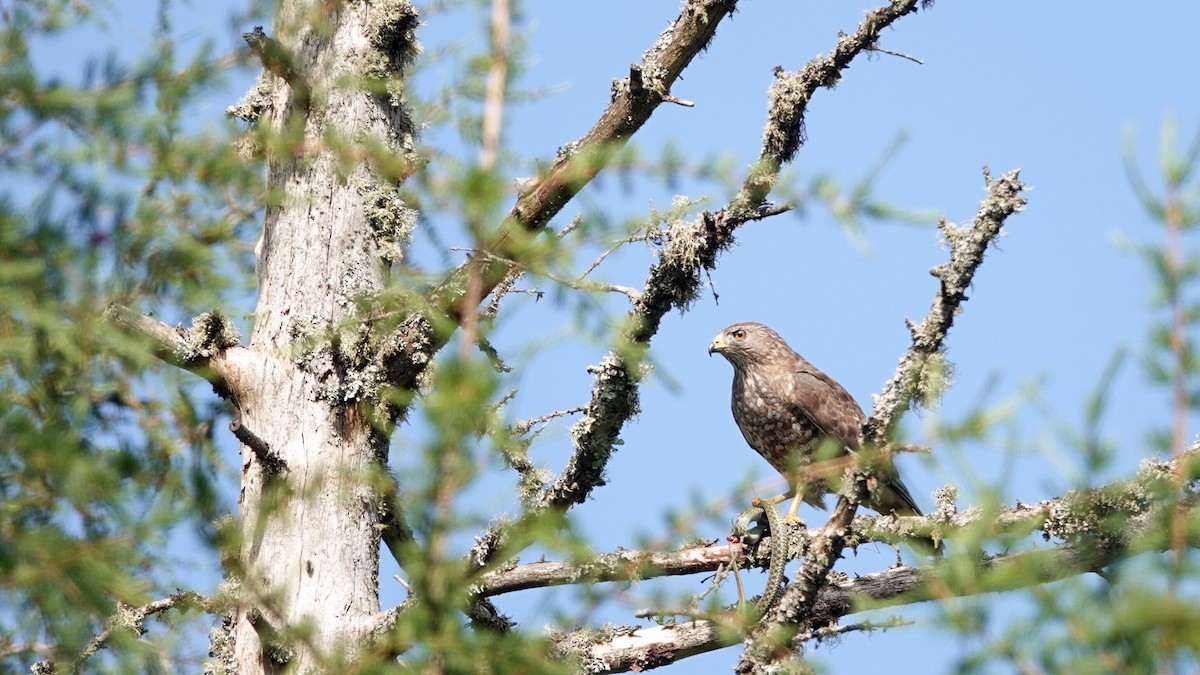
[202,608,237,675]
[364,0,421,82]
[226,71,273,123]
[1042,460,1169,544]
[545,624,634,674]
[357,178,416,264]
[182,311,242,360]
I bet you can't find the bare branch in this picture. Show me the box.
[571,622,725,674]
[478,541,742,597]
[230,416,287,475]
[460,0,510,360]
[104,304,191,365]
[479,0,509,170]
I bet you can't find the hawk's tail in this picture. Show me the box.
[869,474,942,555]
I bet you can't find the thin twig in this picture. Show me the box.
[579,232,656,280]
[555,213,584,239]
[484,265,526,318]
[869,46,924,64]
[512,405,587,436]
[796,617,909,644]
[450,248,642,302]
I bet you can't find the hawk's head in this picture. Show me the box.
[708,322,788,369]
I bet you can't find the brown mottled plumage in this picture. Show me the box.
[709,321,921,516]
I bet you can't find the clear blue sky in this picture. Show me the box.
[31,1,1200,672]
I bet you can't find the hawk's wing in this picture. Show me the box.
[792,361,923,516]
[790,363,866,451]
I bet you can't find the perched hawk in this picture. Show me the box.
[709,321,922,518]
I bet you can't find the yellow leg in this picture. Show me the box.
[766,491,792,506]
[784,494,803,522]
[761,490,804,523]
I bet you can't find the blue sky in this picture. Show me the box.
[29,0,1200,672]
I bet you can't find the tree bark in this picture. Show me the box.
[229,1,419,671]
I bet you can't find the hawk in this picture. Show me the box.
[709,321,922,519]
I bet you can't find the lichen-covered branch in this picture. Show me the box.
[568,449,1200,673]
[31,591,210,674]
[728,0,933,219]
[864,167,1030,442]
[735,167,1027,674]
[483,450,1194,597]
[104,304,245,389]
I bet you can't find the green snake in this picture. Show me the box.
[733,497,789,616]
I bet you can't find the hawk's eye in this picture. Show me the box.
[731,329,746,339]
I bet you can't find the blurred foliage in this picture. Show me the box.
[0,0,261,669]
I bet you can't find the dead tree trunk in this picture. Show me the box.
[226,1,420,671]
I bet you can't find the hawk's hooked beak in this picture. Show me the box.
[708,335,724,356]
